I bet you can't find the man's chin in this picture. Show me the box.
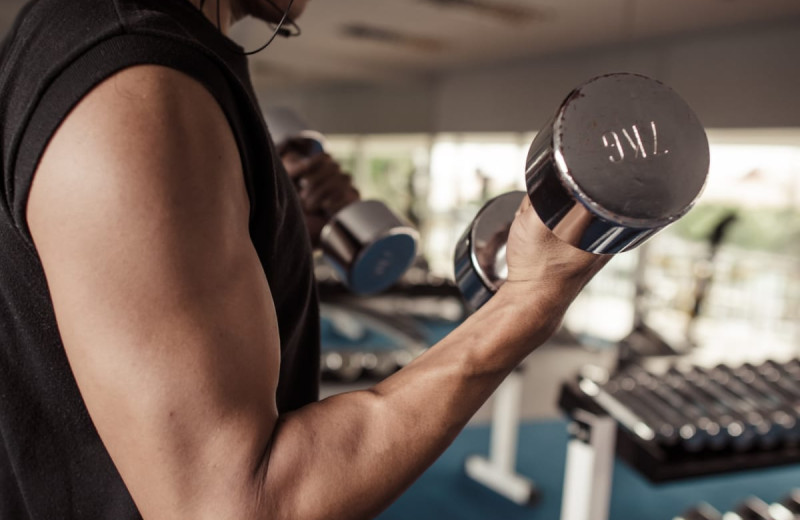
[287,0,308,20]
[246,0,307,24]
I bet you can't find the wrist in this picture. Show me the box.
[453,284,561,373]
[487,281,566,346]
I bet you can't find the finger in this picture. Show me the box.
[515,192,531,217]
[283,153,333,181]
[296,158,346,191]
[301,174,356,212]
[298,164,346,192]
[318,188,359,215]
[281,152,311,179]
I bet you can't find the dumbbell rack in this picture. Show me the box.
[559,362,800,483]
[557,359,800,520]
[465,357,800,520]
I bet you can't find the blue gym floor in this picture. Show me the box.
[378,419,800,519]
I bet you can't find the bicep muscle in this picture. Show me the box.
[28,65,279,519]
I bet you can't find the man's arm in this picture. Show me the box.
[28,65,604,520]
[28,65,279,519]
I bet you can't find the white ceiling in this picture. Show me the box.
[237,0,800,87]
[3,0,800,87]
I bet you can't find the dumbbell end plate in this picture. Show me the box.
[322,200,419,294]
[349,230,418,294]
[525,73,710,253]
[454,191,525,311]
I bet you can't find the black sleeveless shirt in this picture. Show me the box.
[0,0,320,517]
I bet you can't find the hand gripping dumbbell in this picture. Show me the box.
[454,73,709,310]
[266,107,419,294]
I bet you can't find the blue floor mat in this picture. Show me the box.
[379,420,800,519]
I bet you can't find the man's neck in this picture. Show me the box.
[190,0,237,34]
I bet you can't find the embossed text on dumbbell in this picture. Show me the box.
[602,121,669,163]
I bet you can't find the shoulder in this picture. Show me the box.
[72,64,230,145]
[47,64,241,188]
[28,64,247,250]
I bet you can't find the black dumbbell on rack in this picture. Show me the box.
[712,364,800,446]
[566,359,800,481]
[685,367,780,450]
[665,366,758,452]
[677,491,800,520]
[577,360,800,453]
[779,489,800,516]
[674,503,722,520]
[625,365,720,452]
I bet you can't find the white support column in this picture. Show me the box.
[464,368,538,506]
[560,409,617,520]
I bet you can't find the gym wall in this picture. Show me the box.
[259,18,800,134]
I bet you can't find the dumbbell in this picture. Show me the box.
[266,107,419,295]
[768,500,797,520]
[625,365,722,451]
[613,371,704,449]
[605,376,681,446]
[728,364,800,415]
[665,368,756,451]
[454,73,709,310]
[674,503,723,520]
[577,373,666,444]
[783,360,800,379]
[732,497,778,520]
[682,367,769,450]
[713,364,800,445]
[747,362,800,411]
[689,366,782,449]
[740,363,800,407]
[763,360,800,390]
[322,350,364,382]
[781,489,800,514]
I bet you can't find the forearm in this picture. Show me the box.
[260,289,553,520]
